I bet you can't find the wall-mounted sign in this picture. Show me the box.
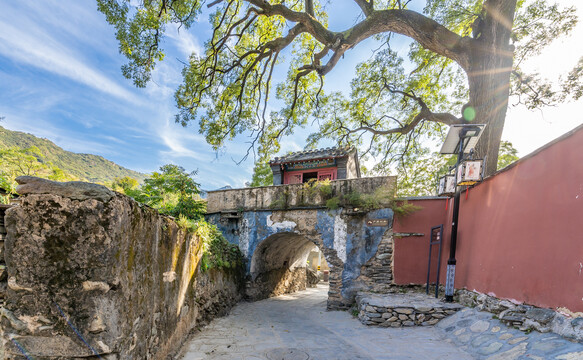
[456,159,484,186]
[366,219,389,227]
[438,174,456,196]
[285,158,335,171]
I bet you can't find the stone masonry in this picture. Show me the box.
[0,205,9,307]
[205,176,398,310]
[356,292,463,327]
[457,289,583,343]
[1,177,244,360]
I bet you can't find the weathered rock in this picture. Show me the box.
[82,281,110,293]
[470,320,490,333]
[2,187,245,360]
[356,292,462,327]
[88,314,107,333]
[367,312,382,318]
[551,314,583,342]
[15,176,115,202]
[306,268,319,287]
[525,308,556,325]
[394,308,414,315]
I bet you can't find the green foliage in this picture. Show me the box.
[110,176,140,193]
[302,179,332,198]
[391,141,520,197]
[342,187,396,211]
[392,200,423,217]
[268,192,288,210]
[325,196,340,211]
[0,145,79,202]
[98,0,581,178]
[127,164,207,220]
[176,215,243,271]
[128,167,241,272]
[497,141,519,170]
[249,159,273,187]
[0,126,145,183]
[168,197,207,220]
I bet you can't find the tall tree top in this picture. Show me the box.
[98,0,581,176]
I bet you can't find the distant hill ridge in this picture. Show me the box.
[0,126,146,183]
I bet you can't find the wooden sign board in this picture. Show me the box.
[366,219,389,227]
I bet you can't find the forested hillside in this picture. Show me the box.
[0,126,145,183]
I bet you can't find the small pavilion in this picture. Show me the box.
[269,146,361,185]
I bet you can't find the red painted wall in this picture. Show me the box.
[393,198,448,285]
[393,125,583,312]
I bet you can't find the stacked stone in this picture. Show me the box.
[322,246,347,310]
[0,204,9,307]
[358,232,393,293]
[457,289,583,342]
[356,292,463,328]
[359,304,460,327]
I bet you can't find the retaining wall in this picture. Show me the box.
[206,176,395,213]
[1,177,244,360]
[393,125,583,313]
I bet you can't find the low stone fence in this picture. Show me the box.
[356,292,463,327]
[206,176,396,213]
[1,177,244,360]
[457,289,583,342]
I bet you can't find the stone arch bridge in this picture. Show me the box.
[206,176,397,309]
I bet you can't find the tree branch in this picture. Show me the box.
[353,0,373,17]
[345,84,464,137]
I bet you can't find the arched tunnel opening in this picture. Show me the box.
[246,232,329,301]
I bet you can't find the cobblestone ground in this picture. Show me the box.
[179,284,583,359]
[438,307,583,359]
[179,284,473,360]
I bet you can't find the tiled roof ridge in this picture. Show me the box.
[269,145,356,164]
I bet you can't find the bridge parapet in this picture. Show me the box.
[206,176,396,213]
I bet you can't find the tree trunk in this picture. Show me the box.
[466,0,517,177]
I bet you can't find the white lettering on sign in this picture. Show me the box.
[366,219,389,227]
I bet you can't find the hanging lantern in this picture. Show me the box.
[456,159,484,186]
[438,175,456,196]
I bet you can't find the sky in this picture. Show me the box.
[0,1,582,190]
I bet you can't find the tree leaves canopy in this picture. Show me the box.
[98,0,581,176]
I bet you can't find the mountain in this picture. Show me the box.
[0,126,146,183]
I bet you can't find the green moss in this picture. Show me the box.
[269,192,288,209]
[127,243,135,271]
[326,196,340,210]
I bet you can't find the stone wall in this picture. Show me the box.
[356,230,394,293]
[207,208,395,310]
[245,267,308,301]
[1,177,244,360]
[206,176,395,213]
[356,292,462,327]
[0,205,9,307]
[457,289,583,342]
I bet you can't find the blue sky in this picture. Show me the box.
[1,1,582,190]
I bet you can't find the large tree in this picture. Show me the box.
[98,0,580,176]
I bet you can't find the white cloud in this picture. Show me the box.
[0,10,141,105]
[167,23,203,59]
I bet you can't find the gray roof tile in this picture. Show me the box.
[269,146,356,164]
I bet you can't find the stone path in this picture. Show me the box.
[179,284,473,359]
[437,307,583,359]
[179,285,583,359]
